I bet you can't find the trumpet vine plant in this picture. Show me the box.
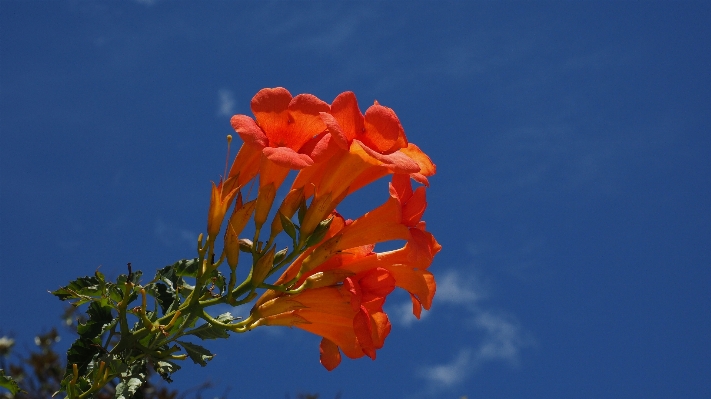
[47,87,440,399]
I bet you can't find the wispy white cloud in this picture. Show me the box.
[420,312,530,390]
[388,299,430,328]
[389,270,482,328]
[417,269,532,392]
[217,89,236,117]
[435,270,486,305]
[474,312,527,365]
[419,349,472,387]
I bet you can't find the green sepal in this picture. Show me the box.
[297,196,308,224]
[273,247,288,265]
[279,211,298,240]
[305,216,334,247]
[176,340,214,366]
[0,369,22,395]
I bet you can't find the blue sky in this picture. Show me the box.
[1,1,710,398]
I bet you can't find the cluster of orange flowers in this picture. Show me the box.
[207,87,440,370]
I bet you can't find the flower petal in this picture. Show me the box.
[262,146,314,169]
[320,338,342,371]
[286,93,330,150]
[319,112,349,149]
[230,115,268,148]
[251,87,292,142]
[386,266,436,311]
[400,143,436,186]
[330,91,364,143]
[362,103,408,154]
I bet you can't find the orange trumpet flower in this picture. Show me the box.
[228,87,333,188]
[293,92,436,236]
[251,175,439,370]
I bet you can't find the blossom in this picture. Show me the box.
[228,87,332,189]
[228,87,338,230]
[253,267,395,370]
[293,92,436,236]
[208,88,439,372]
[250,175,440,370]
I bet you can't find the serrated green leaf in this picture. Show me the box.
[177,340,214,366]
[186,313,234,340]
[52,275,103,302]
[173,258,201,277]
[0,369,22,395]
[115,360,146,399]
[115,377,143,399]
[77,302,114,340]
[145,282,176,314]
[155,360,181,383]
[63,338,102,384]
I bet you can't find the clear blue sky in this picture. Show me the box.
[1,1,710,398]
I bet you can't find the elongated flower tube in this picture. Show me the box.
[252,266,395,370]
[250,175,439,370]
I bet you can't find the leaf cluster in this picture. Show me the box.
[50,262,235,398]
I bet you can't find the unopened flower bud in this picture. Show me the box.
[254,183,277,229]
[251,246,275,287]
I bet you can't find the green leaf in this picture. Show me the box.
[176,340,214,366]
[52,275,103,303]
[115,377,143,399]
[172,258,201,277]
[77,301,114,340]
[114,271,142,305]
[186,313,234,340]
[209,270,227,295]
[0,369,22,395]
[145,282,178,314]
[279,211,298,240]
[155,360,181,383]
[115,361,146,399]
[62,338,102,387]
